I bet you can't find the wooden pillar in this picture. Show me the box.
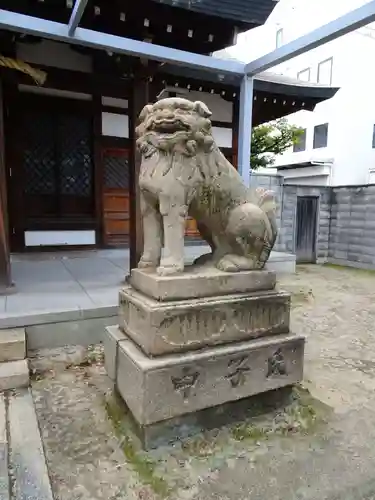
[129,72,156,271]
[92,91,104,248]
[0,80,12,290]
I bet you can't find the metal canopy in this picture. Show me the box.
[67,0,88,36]
[0,10,244,76]
[245,0,375,75]
[1,1,374,181]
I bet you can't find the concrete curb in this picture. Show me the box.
[8,389,53,500]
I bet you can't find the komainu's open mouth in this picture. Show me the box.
[151,118,190,133]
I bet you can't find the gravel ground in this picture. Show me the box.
[31,264,375,500]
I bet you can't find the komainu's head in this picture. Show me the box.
[136,97,215,156]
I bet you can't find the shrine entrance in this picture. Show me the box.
[7,93,96,251]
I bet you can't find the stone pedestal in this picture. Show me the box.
[104,266,305,447]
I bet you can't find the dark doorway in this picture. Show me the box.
[7,94,96,250]
[295,196,318,263]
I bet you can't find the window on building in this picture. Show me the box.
[293,129,307,152]
[372,124,375,148]
[276,28,283,48]
[317,57,333,85]
[313,123,329,149]
[297,68,311,82]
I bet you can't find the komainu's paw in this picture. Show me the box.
[216,254,257,272]
[157,257,184,276]
[138,254,159,269]
[216,256,239,272]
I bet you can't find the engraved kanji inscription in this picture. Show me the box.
[171,367,199,399]
[267,348,287,378]
[226,356,251,387]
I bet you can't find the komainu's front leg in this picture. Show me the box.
[138,191,163,269]
[157,193,187,276]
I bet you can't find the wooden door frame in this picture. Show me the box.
[0,80,11,288]
[6,90,97,251]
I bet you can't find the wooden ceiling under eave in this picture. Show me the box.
[0,0,277,54]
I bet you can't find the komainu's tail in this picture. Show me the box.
[252,188,279,256]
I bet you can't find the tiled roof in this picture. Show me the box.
[151,0,278,26]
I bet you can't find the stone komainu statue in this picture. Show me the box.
[135,97,278,276]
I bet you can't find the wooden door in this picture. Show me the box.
[7,94,96,250]
[102,147,130,247]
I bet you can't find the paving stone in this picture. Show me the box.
[0,329,26,363]
[0,360,29,392]
[8,389,53,500]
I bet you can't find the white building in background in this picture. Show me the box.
[227,0,375,186]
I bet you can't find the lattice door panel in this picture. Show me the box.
[21,105,95,221]
[103,151,129,189]
[58,114,92,197]
[23,110,56,196]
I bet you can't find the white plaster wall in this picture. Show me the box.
[102,112,129,138]
[25,230,96,247]
[211,127,232,148]
[17,39,92,73]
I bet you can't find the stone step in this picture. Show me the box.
[0,360,29,392]
[0,329,26,363]
[8,389,54,500]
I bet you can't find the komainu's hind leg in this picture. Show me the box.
[193,222,218,266]
[215,203,275,272]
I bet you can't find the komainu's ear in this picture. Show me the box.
[193,101,212,118]
[138,104,153,122]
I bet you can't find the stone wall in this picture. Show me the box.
[328,185,375,268]
[277,185,331,262]
[257,175,375,269]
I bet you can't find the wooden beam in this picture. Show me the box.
[128,73,153,270]
[92,91,104,248]
[0,79,12,290]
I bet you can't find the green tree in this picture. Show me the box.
[250,118,304,170]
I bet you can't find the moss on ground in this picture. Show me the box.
[323,263,375,275]
[105,394,172,499]
[104,384,330,496]
[230,385,329,442]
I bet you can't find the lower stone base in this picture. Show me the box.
[108,385,296,449]
[105,326,304,430]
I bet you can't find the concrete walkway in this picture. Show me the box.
[0,248,295,326]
